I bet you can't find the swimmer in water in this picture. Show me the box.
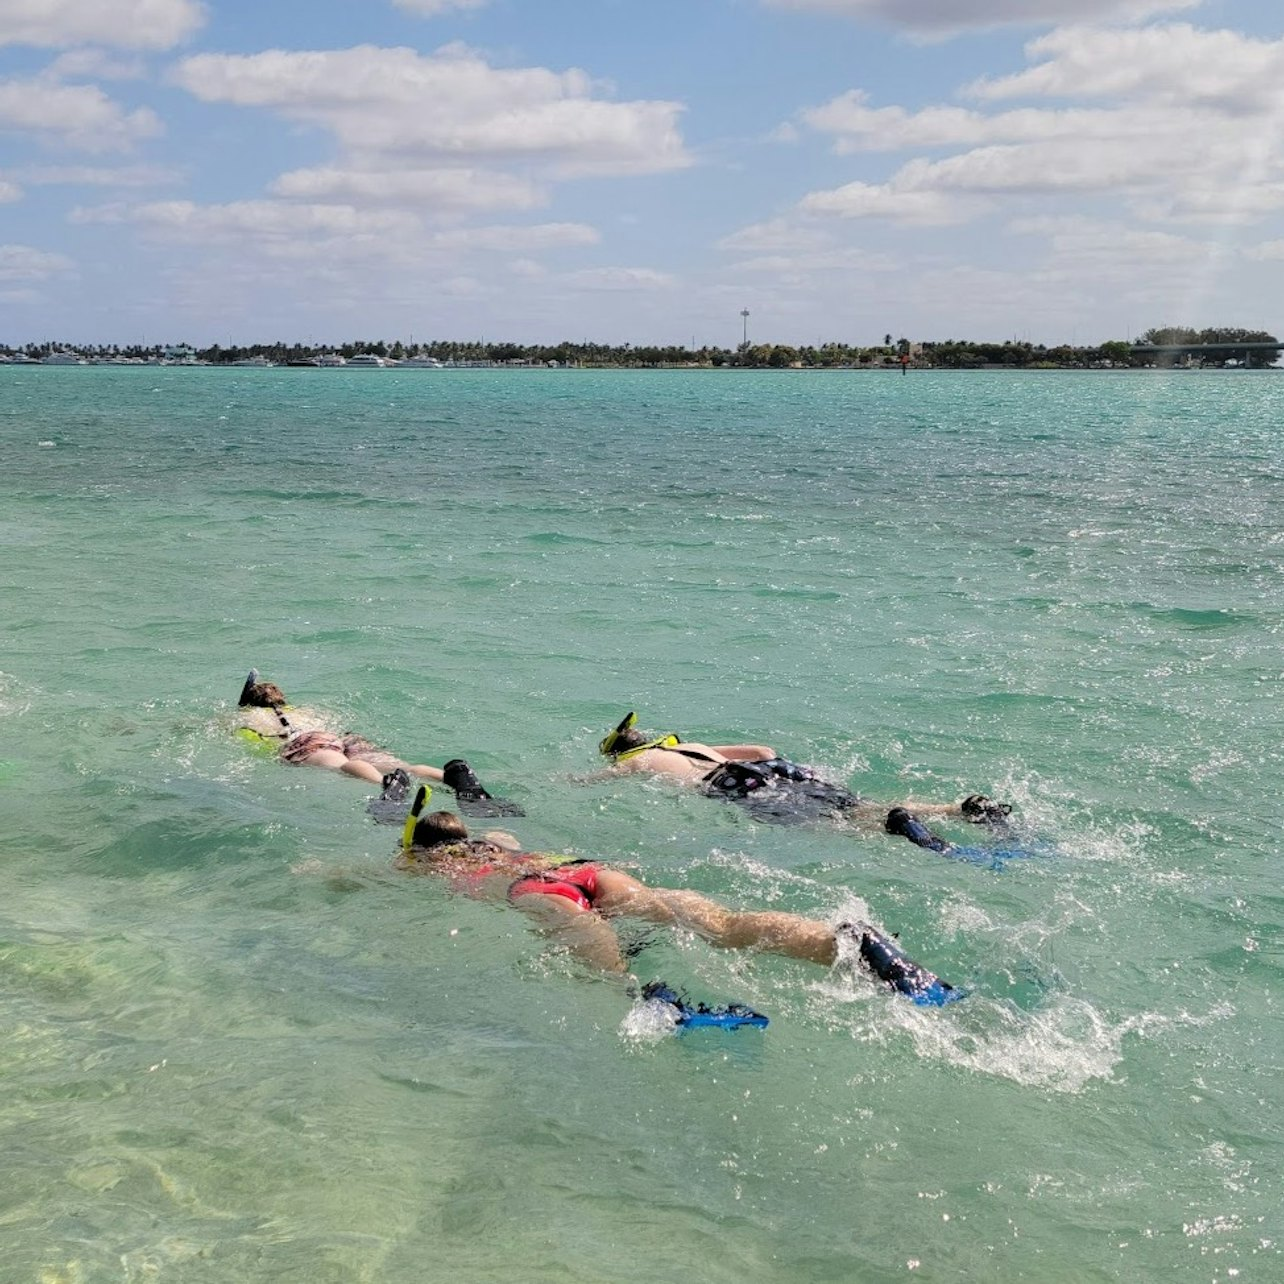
[597,711,1012,839]
[236,671,496,796]
[399,801,959,1006]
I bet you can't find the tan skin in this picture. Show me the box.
[238,680,446,785]
[398,814,839,975]
[608,731,975,820]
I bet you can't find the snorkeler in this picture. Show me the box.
[598,712,1012,839]
[399,795,959,1008]
[235,671,508,805]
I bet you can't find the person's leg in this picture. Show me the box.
[510,893,628,973]
[291,745,384,783]
[340,757,385,784]
[405,763,446,783]
[592,869,837,966]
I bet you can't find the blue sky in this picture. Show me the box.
[1,0,1281,348]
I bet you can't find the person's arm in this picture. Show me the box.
[891,795,1011,822]
[706,742,776,761]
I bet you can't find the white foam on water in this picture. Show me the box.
[901,993,1134,1092]
[619,994,682,1044]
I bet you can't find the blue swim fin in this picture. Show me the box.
[885,807,953,853]
[641,981,769,1030]
[838,922,963,1007]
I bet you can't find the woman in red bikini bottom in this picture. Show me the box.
[395,809,957,1010]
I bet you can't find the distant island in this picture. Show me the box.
[4,326,1279,370]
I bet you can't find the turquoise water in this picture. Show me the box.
[2,366,1281,1282]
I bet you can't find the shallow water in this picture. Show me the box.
[2,366,1281,1281]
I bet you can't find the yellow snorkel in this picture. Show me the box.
[599,711,639,757]
[598,712,679,760]
[401,784,433,849]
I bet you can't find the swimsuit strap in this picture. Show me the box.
[667,745,720,764]
[613,733,682,762]
[240,704,295,742]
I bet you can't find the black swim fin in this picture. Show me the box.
[366,768,413,825]
[885,807,953,853]
[837,922,961,1006]
[442,758,525,818]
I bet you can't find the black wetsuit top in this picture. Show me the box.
[699,757,863,825]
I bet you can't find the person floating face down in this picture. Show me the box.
[236,669,498,797]
[597,712,1012,846]
[398,792,961,1008]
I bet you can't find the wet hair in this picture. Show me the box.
[411,810,470,849]
[612,726,651,753]
[240,680,288,709]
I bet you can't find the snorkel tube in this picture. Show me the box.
[599,712,680,762]
[599,712,639,757]
[401,784,433,850]
[238,668,261,707]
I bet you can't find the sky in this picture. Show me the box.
[1,0,1282,349]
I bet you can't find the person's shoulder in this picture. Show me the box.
[238,707,288,736]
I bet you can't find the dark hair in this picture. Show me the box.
[411,810,470,849]
[240,680,288,709]
[613,726,650,753]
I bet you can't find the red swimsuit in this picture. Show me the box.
[507,862,601,911]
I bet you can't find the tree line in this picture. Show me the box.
[5,326,1279,368]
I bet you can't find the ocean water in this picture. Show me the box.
[1,365,1281,1283]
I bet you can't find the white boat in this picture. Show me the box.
[345,354,386,368]
[10,353,38,364]
[315,353,346,367]
[397,355,445,368]
[231,356,274,367]
[42,351,86,365]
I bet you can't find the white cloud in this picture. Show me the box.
[19,164,179,187]
[716,216,900,283]
[893,140,1190,195]
[761,0,1198,35]
[172,44,689,178]
[804,92,1137,153]
[1245,240,1284,262]
[0,76,162,151]
[71,200,597,273]
[48,50,147,81]
[394,0,489,14]
[270,165,545,212]
[799,179,979,224]
[717,218,835,254]
[0,243,75,281]
[730,247,899,276]
[792,24,1284,226]
[508,258,546,279]
[421,223,599,251]
[71,199,422,257]
[0,0,205,50]
[564,267,675,290]
[0,177,21,201]
[1009,215,1214,271]
[968,25,1284,111]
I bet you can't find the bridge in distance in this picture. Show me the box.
[1129,341,1282,364]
